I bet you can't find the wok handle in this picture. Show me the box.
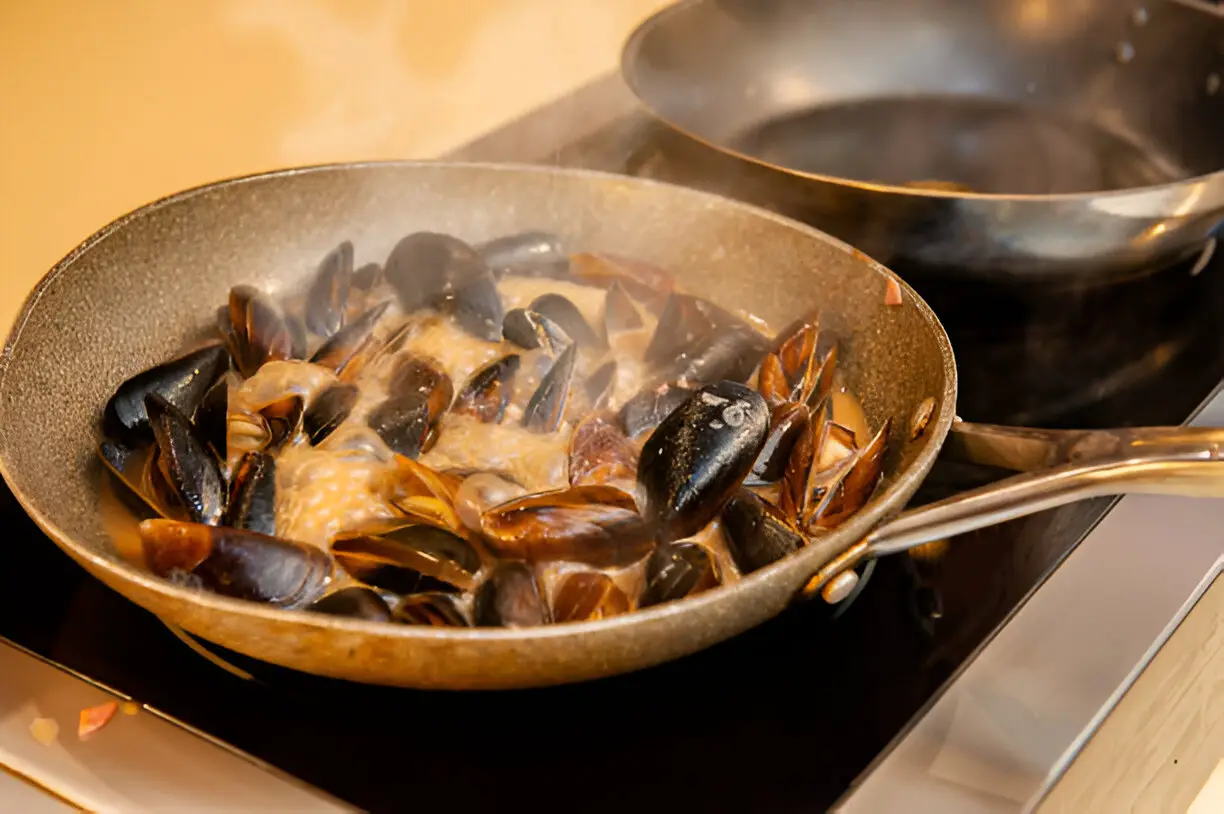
[802,424,1224,602]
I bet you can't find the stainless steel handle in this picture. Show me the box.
[803,423,1224,601]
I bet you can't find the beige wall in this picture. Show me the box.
[0,0,668,329]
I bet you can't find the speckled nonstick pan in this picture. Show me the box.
[1,162,1221,690]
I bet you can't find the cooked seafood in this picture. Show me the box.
[97,231,886,629]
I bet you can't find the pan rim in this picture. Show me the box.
[621,0,1224,205]
[0,159,957,649]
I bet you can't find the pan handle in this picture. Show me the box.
[802,424,1224,602]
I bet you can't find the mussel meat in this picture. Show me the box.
[480,484,654,567]
[553,572,631,622]
[474,562,550,627]
[102,343,228,443]
[305,240,354,337]
[145,392,225,526]
[305,586,392,622]
[139,518,332,606]
[637,382,769,542]
[720,489,805,574]
[639,541,720,607]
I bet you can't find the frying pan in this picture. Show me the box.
[1,162,1222,690]
[622,0,1224,280]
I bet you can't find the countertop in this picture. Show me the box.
[2,2,1222,810]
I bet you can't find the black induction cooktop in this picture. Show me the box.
[5,93,1224,813]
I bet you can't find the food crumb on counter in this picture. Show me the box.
[121,701,140,716]
[29,717,59,746]
[884,277,904,306]
[78,701,120,740]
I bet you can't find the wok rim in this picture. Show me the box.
[621,0,1224,204]
[0,159,957,651]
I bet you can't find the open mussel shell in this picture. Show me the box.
[477,230,567,278]
[309,301,390,377]
[453,354,519,423]
[748,402,810,485]
[225,451,276,535]
[585,361,618,412]
[637,381,769,543]
[443,270,504,342]
[226,286,294,378]
[502,308,572,354]
[145,392,225,526]
[389,356,454,417]
[453,472,528,533]
[102,343,228,443]
[640,541,721,608]
[668,324,770,390]
[305,586,392,623]
[529,293,601,348]
[553,572,631,622]
[569,252,675,313]
[305,240,354,337]
[811,420,891,530]
[97,441,165,518]
[193,374,231,460]
[139,518,332,607]
[479,484,654,568]
[368,357,453,459]
[522,343,577,433]
[721,489,805,574]
[474,562,550,628]
[618,384,693,440]
[393,592,471,627]
[303,383,358,445]
[568,414,637,488]
[331,522,482,594]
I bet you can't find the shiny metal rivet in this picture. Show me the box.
[821,571,859,604]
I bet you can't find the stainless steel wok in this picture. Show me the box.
[0,162,1222,690]
[622,0,1224,280]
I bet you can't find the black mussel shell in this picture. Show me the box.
[585,361,617,412]
[477,231,567,278]
[352,262,382,291]
[474,562,551,627]
[140,519,331,607]
[227,286,294,378]
[192,375,230,461]
[668,325,770,389]
[103,343,228,443]
[394,592,471,627]
[748,402,810,485]
[721,489,805,574]
[332,523,482,594]
[640,541,721,607]
[225,451,276,535]
[553,572,631,622]
[367,391,433,459]
[643,293,717,366]
[305,240,354,337]
[384,232,485,313]
[303,383,359,445]
[145,392,225,526]
[305,586,392,622]
[453,355,520,423]
[522,343,578,433]
[443,270,504,342]
[618,384,693,440]
[309,301,390,376]
[529,293,601,348]
[261,395,304,451]
[502,308,571,354]
[97,441,163,518]
[285,314,309,360]
[388,356,454,419]
[637,382,769,542]
[604,282,643,336]
[570,253,675,313]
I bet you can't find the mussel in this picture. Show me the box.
[102,343,228,443]
[568,414,637,488]
[637,382,769,542]
[310,301,390,377]
[474,562,550,627]
[618,384,693,440]
[139,518,332,606]
[480,484,654,567]
[193,374,230,459]
[529,294,601,348]
[305,240,354,337]
[303,383,359,445]
[306,586,393,622]
[394,592,471,627]
[721,489,805,574]
[477,231,567,278]
[452,355,520,423]
[747,402,810,485]
[453,472,527,533]
[522,343,577,433]
[603,282,643,337]
[146,392,225,526]
[368,358,452,459]
[584,361,618,412]
[553,572,631,622]
[639,541,720,607]
[384,231,486,314]
[569,252,674,313]
[442,270,504,342]
[225,286,294,378]
[331,521,482,595]
[225,451,276,535]
[502,308,572,354]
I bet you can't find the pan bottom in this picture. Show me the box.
[728,95,1186,195]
